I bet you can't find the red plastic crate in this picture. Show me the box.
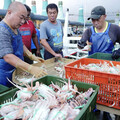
[65,58,120,109]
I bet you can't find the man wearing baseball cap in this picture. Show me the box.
[78,6,120,60]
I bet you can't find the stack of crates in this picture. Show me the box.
[65,56,120,109]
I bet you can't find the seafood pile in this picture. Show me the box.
[0,79,94,120]
[54,60,65,78]
[79,61,120,74]
[14,72,36,83]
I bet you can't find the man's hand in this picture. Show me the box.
[54,53,62,58]
[112,48,120,60]
[36,49,41,57]
[80,41,92,51]
[78,39,87,49]
[28,65,47,78]
[15,58,47,78]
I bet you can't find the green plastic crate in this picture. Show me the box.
[0,75,99,120]
[0,84,9,94]
[87,52,120,61]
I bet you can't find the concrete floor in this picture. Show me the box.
[95,111,117,120]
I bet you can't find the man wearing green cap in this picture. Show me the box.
[78,6,120,59]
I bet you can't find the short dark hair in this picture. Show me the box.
[24,4,31,12]
[46,3,58,13]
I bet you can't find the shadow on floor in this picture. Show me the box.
[95,110,116,120]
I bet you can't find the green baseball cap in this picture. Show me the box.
[88,6,106,20]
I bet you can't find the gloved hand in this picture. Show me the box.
[30,55,44,63]
[78,39,87,49]
[16,59,47,78]
[24,49,44,63]
[112,48,120,60]
[28,65,47,78]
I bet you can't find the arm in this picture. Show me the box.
[32,33,40,56]
[111,25,120,60]
[4,53,47,77]
[41,39,62,58]
[78,39,87,49]
[78,28,91,49]
[23,45,44,62]
[31,21,40,56]
[117,25,120,44]
[4,53,30,70]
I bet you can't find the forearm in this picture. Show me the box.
[23,44,44,62]
[41,39,56,56]
[78,39,87,49]
[3,54,29,70]
[78,29,90,49]
[32,35,40,51]
[3,53,47,77]
[23,45,32,57]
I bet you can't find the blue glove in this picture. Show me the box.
[112,48,120,60]
[78,39,87,49]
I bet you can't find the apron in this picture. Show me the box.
[0,23,24,87]
[89,23,114,55]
